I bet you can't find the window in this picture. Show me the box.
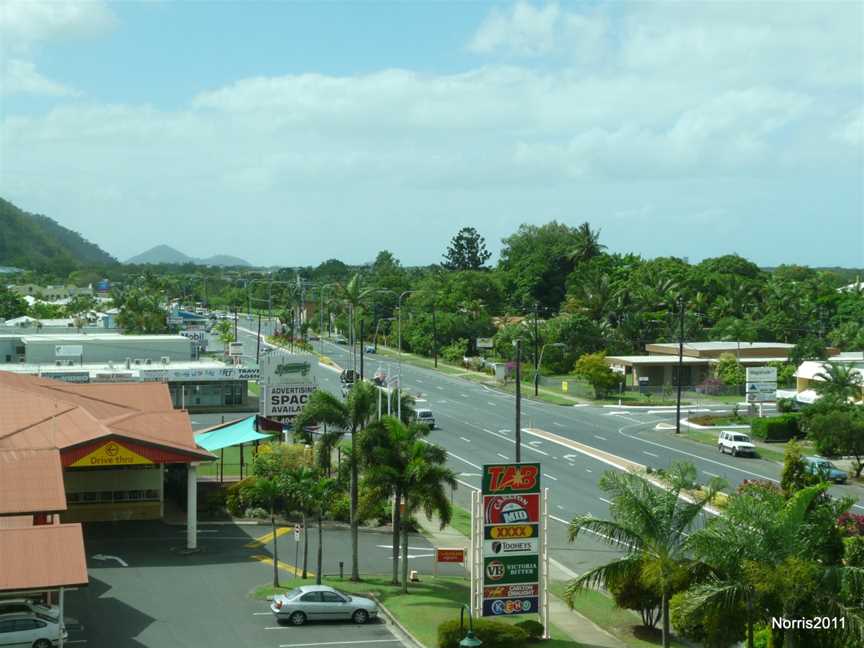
[321,592,345,603]
[300,592,322,602]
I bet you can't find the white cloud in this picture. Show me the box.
[1,59,79,96]
[0,0,116,52]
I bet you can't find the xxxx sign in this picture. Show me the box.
[482,463,540,494]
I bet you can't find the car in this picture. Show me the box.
[415,408,436,429]
[718,430,756,457]
[270,585,378,626]
[803,456,848,484]
[0,612,66,648]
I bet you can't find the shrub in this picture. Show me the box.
[514,619,544,641]
[750,414,800,442]
[437,618,529,648]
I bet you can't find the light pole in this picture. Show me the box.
[535,342,566,396]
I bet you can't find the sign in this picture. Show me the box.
[260,352,317,385]
[229,342,243,357]
[746,366,778,383]
[55,345,83,357]
[294,525,302,541]
[480,463,542,617]
[482,463,541,494]
[484,538,539,556]
[436,548,466,564]
[70,441,153,468]
[477,337,494,349]
[139,366,259,383]
[483,555,540,585]
[483,494,540,526]
[262,383,317,417]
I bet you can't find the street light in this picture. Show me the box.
[459,604,482,647]
[535,342,567,396]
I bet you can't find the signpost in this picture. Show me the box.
[472,462,549,637]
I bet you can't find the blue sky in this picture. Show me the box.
[1,1,862,267]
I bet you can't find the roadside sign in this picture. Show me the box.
[294,525,301,541]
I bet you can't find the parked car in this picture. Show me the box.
[717,431,756,457]
[803,456,848,484]
[414,408,436,429]
[270,585,378,626]
[0,612,66,648]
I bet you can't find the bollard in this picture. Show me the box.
[339,561,344,580]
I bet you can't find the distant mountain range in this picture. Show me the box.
[0,197,118,274]
[126,244,251,267]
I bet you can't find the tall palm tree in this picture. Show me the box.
[253,477,283,588]
[568,222,606,265]
[566,463,723,648]
[346,380,378,581]
[361,415,456,592]
[815,362,863,402]
[308,475,338,585]
[284,466,318,579]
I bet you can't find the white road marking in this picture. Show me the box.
[594,435,607,441]
[543,473,558,481]
[459,436,471,443]
[643,451,659,458]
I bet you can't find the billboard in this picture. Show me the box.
[262,383,317,417]
[480,463,541,617]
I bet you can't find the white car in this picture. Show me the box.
[718,430,756,457]
[0,612,66,648]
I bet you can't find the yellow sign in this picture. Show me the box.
[71,441,152,468]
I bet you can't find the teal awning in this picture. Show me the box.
[195,416,274,452]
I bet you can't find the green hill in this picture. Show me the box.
[0,198,117,274]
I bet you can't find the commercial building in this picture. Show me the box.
[606,341,796,387]
[0,371,213,531]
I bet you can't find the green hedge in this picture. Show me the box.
[437,619,529,648]
[750,414,800,442]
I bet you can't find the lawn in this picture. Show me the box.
[254,576,581,648]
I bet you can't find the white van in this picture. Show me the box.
[718,430,756,457]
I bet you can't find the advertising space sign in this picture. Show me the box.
[480,462,542,617]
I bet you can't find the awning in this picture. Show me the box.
[194,416,275,452]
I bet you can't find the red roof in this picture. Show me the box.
[0,448,66,515]
[0,524,88,592]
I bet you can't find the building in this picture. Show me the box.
[606,341,796,387]
[0,372,213,527]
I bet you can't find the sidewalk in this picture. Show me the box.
[418,511,626,648]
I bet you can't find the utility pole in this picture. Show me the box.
[432,304,438,368]
[533,303,540,397]
[515,339,522,462]
[675,296,685,435]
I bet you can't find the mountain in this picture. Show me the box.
[126,245,251,267]
[0,197,117,274]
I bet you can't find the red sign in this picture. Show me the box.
[483,463,540,494]
[436,548,465,563]
[483,494,540,525]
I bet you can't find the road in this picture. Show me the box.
[232,317,864,577]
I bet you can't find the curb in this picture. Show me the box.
[369,592,427,648]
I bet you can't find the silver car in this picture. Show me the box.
[270,585,378,626]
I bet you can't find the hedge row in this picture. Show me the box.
[750,414,801,442]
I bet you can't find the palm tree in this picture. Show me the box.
[566,463,723,648]
[253,477,283,588]
[361,415,456,592]
[284,466,318,579]
[293,390,349,476]
[568,222,606,265]
[815,362,863,402]
[308,475,339,585]
[346,380,378,581]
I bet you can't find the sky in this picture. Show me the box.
[1,0,862,268]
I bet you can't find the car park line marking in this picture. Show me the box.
[278,641,401,647]
[251,554,314,578]
[245,526,292,548]
[460,436,471,443]
[643,451,659,458]
[543,473,558,481]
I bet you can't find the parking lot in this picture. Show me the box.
[61,520,446,647]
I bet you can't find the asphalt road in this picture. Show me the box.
[234,317,864,578]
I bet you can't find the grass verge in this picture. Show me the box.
[254,576,580,647]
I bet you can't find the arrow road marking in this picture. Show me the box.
[91,554,127,567]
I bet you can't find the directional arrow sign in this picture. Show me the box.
[92,554,128,567]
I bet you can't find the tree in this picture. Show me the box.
[361,416,456,592]
[780,439,817,497]
[442,227,491,271]
[568,222,606,265]
[0,286,27,321]
[573,352,622,399]
[814,362,864,402]
[566,463,723,648]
